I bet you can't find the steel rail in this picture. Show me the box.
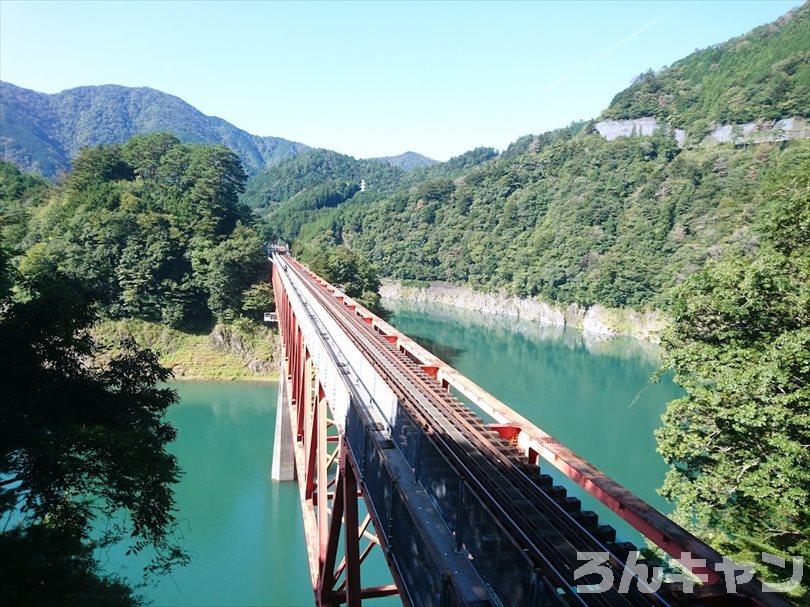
[285,258,669,607]
[284,260,593,605]
[289,260,644,606]
[287,260,646,603]
[279,257,496,607]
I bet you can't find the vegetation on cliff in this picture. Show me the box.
[93,319,280,381]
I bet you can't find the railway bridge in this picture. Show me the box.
[268,251,787,607]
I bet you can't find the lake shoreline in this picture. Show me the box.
[168,373,279,382]
[380,279,669,343]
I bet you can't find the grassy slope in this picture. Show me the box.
[93,319,280,381]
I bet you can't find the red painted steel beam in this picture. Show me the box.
[280,255,784,606]
[341,450,361,607]
[272,261,400,607]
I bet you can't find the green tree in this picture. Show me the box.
[0,247,187,606]
[15,134,257,330]
[656,148,809,597]
[241,281,276,321]
[195,223,268,321]
[0,161,49,252]
[304,241,382,313]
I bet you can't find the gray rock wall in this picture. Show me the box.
[380,280,668,343]
[594,116,808,148]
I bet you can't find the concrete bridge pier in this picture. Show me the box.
[271,364,295,481]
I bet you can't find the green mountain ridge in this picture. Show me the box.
[602,3,809,134]
[0,81,310,177]
[241,148,407,210]
[369,151,438,171]
[274,4,810,313]
[0,81,444,183]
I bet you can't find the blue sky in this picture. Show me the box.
[0,1,802,160]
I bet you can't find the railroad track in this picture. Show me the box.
[283,257,674,607]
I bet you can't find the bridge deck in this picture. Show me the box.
[272,253,784,607]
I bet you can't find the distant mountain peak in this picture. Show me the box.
[0,81,309,177]
[370,151,438,171]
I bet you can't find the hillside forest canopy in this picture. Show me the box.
[1,126,809,603]
[4,133,274,330]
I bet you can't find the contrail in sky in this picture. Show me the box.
[539,6,680,96]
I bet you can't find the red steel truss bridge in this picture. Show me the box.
[269,252,787,607]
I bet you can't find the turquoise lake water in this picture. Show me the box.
[103,302,682,606]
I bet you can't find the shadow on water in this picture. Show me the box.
[408,335,465,365]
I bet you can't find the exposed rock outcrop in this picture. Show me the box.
[380,280,669,343]
[707,116,808,144]
[209,323,280,374]
[593,116,808,148]
[594,117,686,147]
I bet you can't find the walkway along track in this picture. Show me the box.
[273,253,788,607]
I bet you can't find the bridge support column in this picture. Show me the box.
[271,363,295,481]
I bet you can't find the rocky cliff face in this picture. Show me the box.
[209,323,280,374]
[380,280,669,343]
[594,118,686,147]
[593,116,808,148]
[707,116,809,144]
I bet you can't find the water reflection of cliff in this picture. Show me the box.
[383,299,662,365]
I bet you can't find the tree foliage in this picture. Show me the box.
[0,241,186,606]
[257,6,809,314]
[0,160,49,251]
[0,133,278,603]
[656,146,809,595]
[299,236,382,313]
[14,134,270,329]
[255,145,501,248]
[241,148,405,210]
[287,135,805,310]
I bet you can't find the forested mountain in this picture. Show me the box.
[295,134,807,309]
[0,81,308,177]
[406,146,499,181]
[263,8,810,588]
[257,145,501,246]
[602,3,809,133]
[3,134,272,329]
[241,148,407,210]
[370,151,438,171]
